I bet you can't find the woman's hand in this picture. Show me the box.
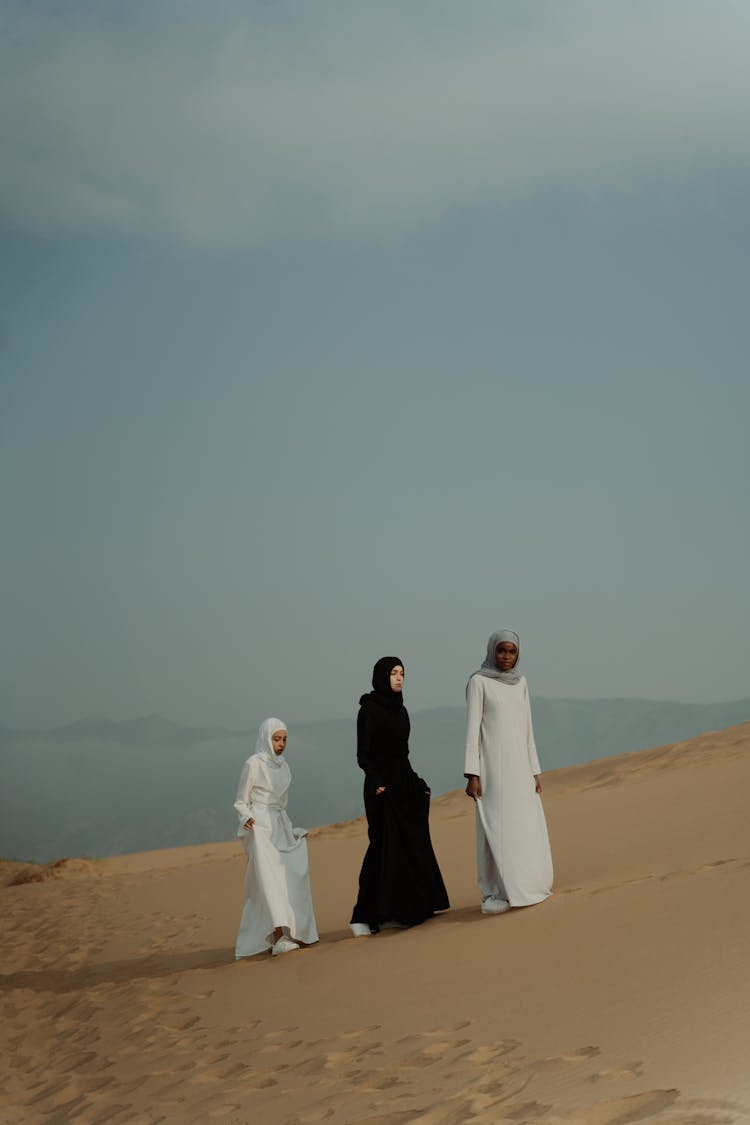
[243,817,255,830]
[375,786,386,796]
[534,775,542,794]
[465,775,482,801]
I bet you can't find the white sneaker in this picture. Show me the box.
[272,936,300,956]
[481,896,510,915]
[350,922,373,937]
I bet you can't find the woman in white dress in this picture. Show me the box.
[464,630,553,913]
[234,718,319,957]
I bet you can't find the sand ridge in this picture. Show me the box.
[1,722,749,1123]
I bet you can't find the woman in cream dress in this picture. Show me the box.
[464,631,553,913]
[234,718,319,957]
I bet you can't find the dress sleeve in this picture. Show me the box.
[524,679,542,776]
[356,705,384,788]
[233,758,256,826]
[464,675,484,778]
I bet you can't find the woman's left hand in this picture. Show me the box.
[534,775,542,794]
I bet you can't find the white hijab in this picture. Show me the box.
[254,717,289,771]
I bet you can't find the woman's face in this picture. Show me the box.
[389,665,404,693]
[494,643,518,672]
[271,729,288,755]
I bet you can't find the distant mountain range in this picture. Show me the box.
[0,714,236,748]
[2,697,748,863]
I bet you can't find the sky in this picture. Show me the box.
[1,0,749,729]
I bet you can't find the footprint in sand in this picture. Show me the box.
[240,1074,278,1090]
[325,1046,384,1069]
[354,1111,417,1125]
[359,1070,403,1090]
[101,1105,140,1123]
[206,1052,234,1066]
[286,1052,343,1077]
[461,1038,522,1066]
[478,1075,515,1097]
[340,1023,381,1039]
[258,1042,286,1055]
[407,1094,551,1125]
[569,1088,679,1124]
[206,1103,241,1118]
[189,1069,222,1085]
[490,1100,551,1121]
[587,1061,644,1083]
[401,1039,472,1068]
[215,1061,251,1080]
[530,1045,601,1072]
[175,1034,204,1048]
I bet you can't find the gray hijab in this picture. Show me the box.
[473,629,522,685]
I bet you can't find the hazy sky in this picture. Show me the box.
[2,1,749,728]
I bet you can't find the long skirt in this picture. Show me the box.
[350,771,449,930]
[475,789,552,907]
[235,810,319,958]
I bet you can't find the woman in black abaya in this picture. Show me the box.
[349,657,449,935]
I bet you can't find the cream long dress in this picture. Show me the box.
[464,674,553,906]
[234,752,319,958]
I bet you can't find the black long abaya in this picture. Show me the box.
[350,658,449,930]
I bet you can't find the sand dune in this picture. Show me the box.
[1,722,749,1124]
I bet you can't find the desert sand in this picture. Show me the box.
[1,721,749,1124]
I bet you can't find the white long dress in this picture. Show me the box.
[234,752,319,958]
[464,674,553,906]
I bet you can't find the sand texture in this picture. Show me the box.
[2,722,749,1124]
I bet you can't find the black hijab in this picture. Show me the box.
[360,656,410,739]
[371,657,404,708]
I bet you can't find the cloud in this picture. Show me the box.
[1,1,749,246]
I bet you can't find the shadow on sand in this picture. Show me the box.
[0,947,235,994]
[0,907,491,994]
